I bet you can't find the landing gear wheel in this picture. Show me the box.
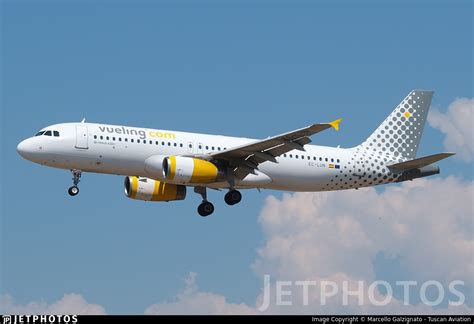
[68,186,79,196]
[225,189,242,205]
[198,201,214,217]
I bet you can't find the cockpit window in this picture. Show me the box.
[53,131,59,137]
[44,130,52,136]
[35,131,45,136]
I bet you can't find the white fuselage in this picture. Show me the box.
[17,122,399,192]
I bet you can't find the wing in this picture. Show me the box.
[207,119,342,180]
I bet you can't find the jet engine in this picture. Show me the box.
[124,176,186,201]
[162,156,222,184]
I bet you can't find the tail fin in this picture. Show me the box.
[358,90,433,160]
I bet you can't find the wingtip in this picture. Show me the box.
[329,118,342,131]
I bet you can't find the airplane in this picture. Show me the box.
[17,90,455,217]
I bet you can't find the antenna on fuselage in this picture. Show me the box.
[81,118,86,123]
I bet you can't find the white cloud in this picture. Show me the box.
[143,176,473,315]
[0,293,106,315]
[251,176,474,313]
[145,272,257,315]
[428,98,474,161]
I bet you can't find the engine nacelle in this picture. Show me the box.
[124,176,186,201]
[144,155,166,180]
[162,156,221,184]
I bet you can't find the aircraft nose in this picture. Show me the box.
[17,138,34,160]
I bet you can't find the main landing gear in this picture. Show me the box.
[224,189,242,205]
[195,187,214,217]
[194,187,243,217]
[68,169,82,197]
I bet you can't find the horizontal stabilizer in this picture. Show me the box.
[387,153,455,172]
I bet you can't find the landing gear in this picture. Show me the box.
[224,189,242,205]
[68,186,79,196]
[68,169,82,197]
[198,201,214,217]
[194,187,214,217]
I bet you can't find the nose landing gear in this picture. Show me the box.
[68,169,82,197]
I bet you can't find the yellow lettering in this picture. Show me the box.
[163,132,176,139]
[147,130,176,139]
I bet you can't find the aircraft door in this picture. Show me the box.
[76,125,89,149]
[187,142,194,154]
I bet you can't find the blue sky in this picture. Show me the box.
[1,0,472,314]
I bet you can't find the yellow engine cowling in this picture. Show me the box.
[124,176,186,201]
[162,156,221,184]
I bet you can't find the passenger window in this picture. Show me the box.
[212,146,215,150]
[106,136,109,140]
[162,141,165,146]
[44,130,52,136]
[125,138,128,142]
[337,159,340,163]
[100,136,103,140]
[155,141,159,145]
[307,156,310,160]
[218,147,221,151]
[150,140,153,144]
[319,157,322,161]
[284,154,287,157]
[295,155,299,159]
[94,135,97,139]
[53,131,59,137]
[325,158,328,162]
[131,139,134,143]
[180,143,183,147]
[35,131,45,136]
[174,143,177,147]
[168,142,171,146]
[331,158,334,162]
[313,157,316,160]
[206,146,209,150]
[199,145,202,149]
[289,154,293,158]
[112,137,116,141]
[119,138,122,141]
[137,139,140,143]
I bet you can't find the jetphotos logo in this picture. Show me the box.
[99,126,176,140]
[258,275,466,311]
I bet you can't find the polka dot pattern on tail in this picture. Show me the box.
[358,90,433,161]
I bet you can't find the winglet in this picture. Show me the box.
[329,118,342,131]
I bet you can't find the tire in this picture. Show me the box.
[224,190,242,205]
[68,186,79,196]
[198,201,214,217]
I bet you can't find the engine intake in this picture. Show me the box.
[124,176,186,201]
[162,156,221,184]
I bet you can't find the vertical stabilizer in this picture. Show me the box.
[358,90,433,160]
